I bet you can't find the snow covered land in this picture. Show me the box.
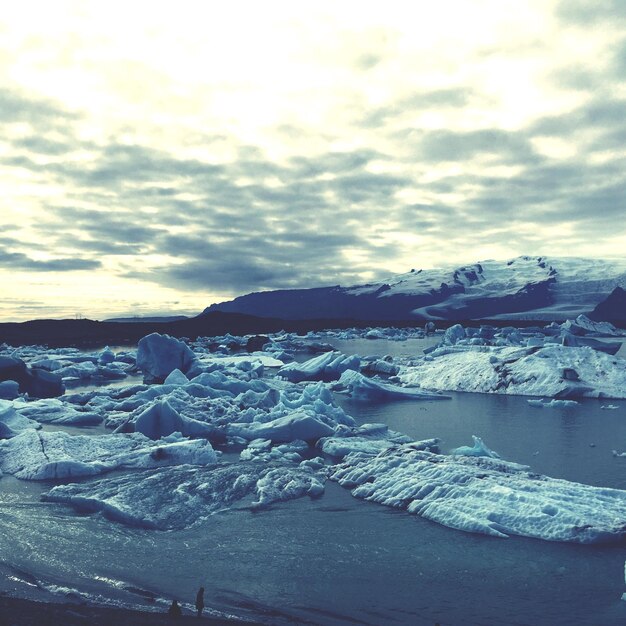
[206,256,626,322]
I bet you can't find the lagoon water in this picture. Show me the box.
[1,337,625,625]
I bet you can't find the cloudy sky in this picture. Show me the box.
[1,0,625,321]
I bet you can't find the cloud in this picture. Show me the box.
[0,248,101,272]
[555,0,626,24]
[0,88,78,128]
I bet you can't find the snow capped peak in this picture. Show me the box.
[209,256,626,322]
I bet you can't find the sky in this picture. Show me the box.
[1,0,625,321]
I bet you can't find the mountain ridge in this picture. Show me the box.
[206,256,626,322]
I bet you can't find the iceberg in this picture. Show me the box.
[0,399,40,438]
[399,344,626,398]
[134,399,214,439]
[228,411,335,443]
[330,446,626,543]
[335,370,449,401]
[137,333,197,383]
[43,460,326,529]
[450,435,500,458]
[0,429,217,480]
[527,399,579,408]
[14,398,103,425]
[278,351,360,383]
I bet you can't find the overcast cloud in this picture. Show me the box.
[0,0,624,320]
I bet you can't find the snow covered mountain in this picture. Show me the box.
[206,256,626,322]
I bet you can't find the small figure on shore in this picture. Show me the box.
[168,599,182,618]
[195,586,205,618]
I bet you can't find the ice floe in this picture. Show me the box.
[527,399,580,408]
[0,430,217,480]
[449,435,500,458]
[334,370,449,401]
[42,459,326,529]
[330,446,626,543]
[278,351,360,383]
[400,344,626,398]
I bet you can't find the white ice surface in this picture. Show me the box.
[43,459,326,529]
[278,351,360,383]
[136,333,197,382]
[330,446,626,543]
[335,370,449,401]
[399,344,626,398]
[0,430,217,480]
[0,399,40,438]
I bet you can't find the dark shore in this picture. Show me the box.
[0,596,264,626]
[0,311,583,349]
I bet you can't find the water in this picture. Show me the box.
[1,337,626,625]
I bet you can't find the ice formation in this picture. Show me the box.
[449,435,500,458]
[330,446,626,543]
[136,333,197,383]
[43,460,326,529]
[400,344,626,398]
[527,399,579,408]
[278,351,360,383]
[0,430,217,480]
[0,399,40,438]
[334,370,449,401]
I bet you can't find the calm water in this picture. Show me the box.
[1,337,625,625]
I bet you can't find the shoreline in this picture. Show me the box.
[0,595,265,625]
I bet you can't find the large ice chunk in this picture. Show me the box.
[137,333,197,383]
[278,351,360,383]
[134,399,214,439]
[335,370,449,401]
[450,435,500,458]
[400,344,626,398]
[0,429,217,480]
[43,460,326,529]
[228,411,335,443]
[330,447,626,543]
[0,399,40,438]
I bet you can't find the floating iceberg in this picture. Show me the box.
[137,333,197,383]
[330,446,626,543]
[450,435,500,458]
[335,370,449,401]
[0,430,217,480]
[527,399,579,408]
[399,344,626,398]
[228,411,335,443]
[14,398,103,425]
[43,459,326,529]
[0,399,40,438]
[319,424,435,459]
[278,351,360,383]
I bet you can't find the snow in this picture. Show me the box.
[330,446,626,543]
[278,351,360,383]
[0,430,217,480]
[136,333,197,383]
